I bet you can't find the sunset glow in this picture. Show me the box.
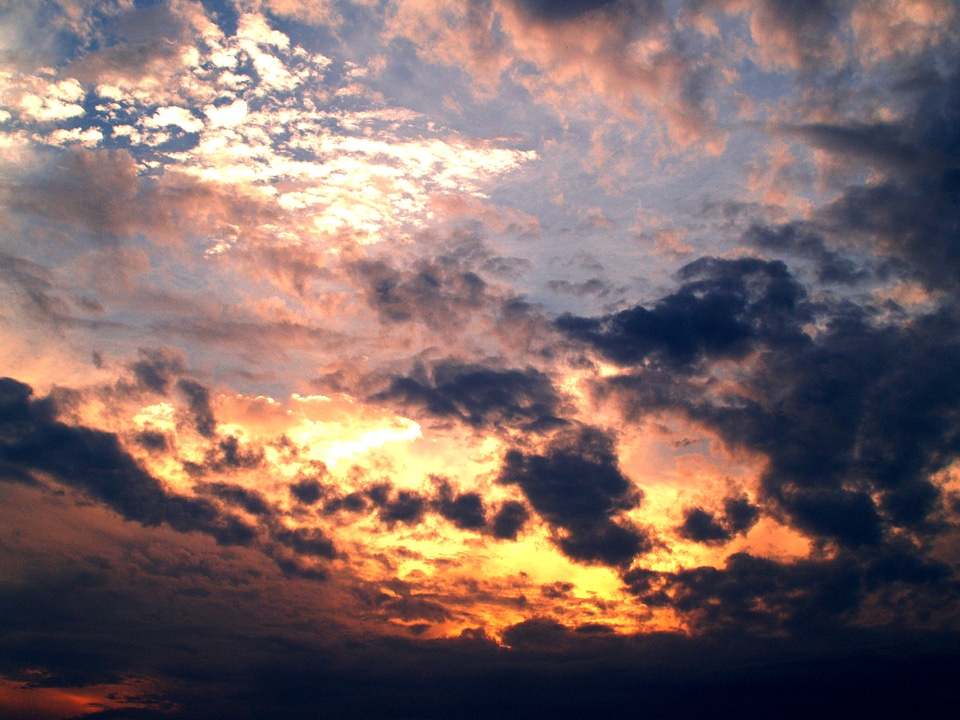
[2,1,960,717]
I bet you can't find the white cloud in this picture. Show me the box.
[144,106,204,133]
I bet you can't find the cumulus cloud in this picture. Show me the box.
[498,426,650,566]
[561,257,960,552]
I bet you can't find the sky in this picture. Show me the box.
[1,0,960,717]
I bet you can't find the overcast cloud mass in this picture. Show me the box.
[2,0,960,717]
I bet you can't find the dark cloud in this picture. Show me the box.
[1,479,958,719]
[677,507,730,544]
[498,426,649,566]
[566,258,960,549]
[135,429,169,451]
[744,222,876,285]
[274,526,337,559]
[205,482,271,516]
[373,361,564,431]
[491,500,530,540]
[625,540,958,635]
[381,595,453,623]
[129,347,186,394]
[556,257,808,368]
[0,377,252,547]
[176,378,216,438]
[183,435,265,477]
[677,495,760,545]
[349,258,488,326]
[433,478,487,530]
[213,435,264,470]
[366,482,427,527]
[541,581,575,599]
[786,66,960,291]
[323,491,368,515]
[0,378,344,582]
[290,477,325,505]
[723,495,761,533]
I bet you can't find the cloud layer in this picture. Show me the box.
[1,0,960,717]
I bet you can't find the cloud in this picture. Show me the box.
[366,482,428,527]
[509,0,651,24]
[0,250,73,323]
[625,542,958,633]
[0,377,251,546]
[0,377,347,580]
[176,378,217,438]
[744,222,878,285]
[273,525,337,559]
[129,347,187,394]
[677,507,732,544]
[498,425,649,565]
[6,149,142,243]
[556,257,809,368]
[562,257,960,550]
[205,481,272,516]
[491,500,530,539]
[766,63,960,292]
[372,360,564,431]
[290,476,326,505]
[349,258,491,326]
[433,477,488,530]
[384,0,723,147]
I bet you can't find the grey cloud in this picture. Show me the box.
[491,500,530,540]
[433,477,487,530]
[350,258,488,326]
[0,377,252,547]
[790,65,960,291]
[556,257,808,369]
[365,482,428,527]
[372,360,564,431]
[744,222,876,285]
[8,149,142,243]
[0,377,343,579]
[130,347,186,394]
[497,426,649,566]
[564,258,960,550]
[510,0,648,24]
[0,250,74,323]
[546,278,614,298]
[176,378,217,438]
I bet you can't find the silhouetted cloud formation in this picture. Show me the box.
[434,477,487,530]
[557,257,808,368]
[562,258,960,551]
[498,426,649,565]
[374,361,564,430]
[2,0,960,716]
[0,377,249,545]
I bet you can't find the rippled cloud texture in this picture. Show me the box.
[2,0,960,717]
